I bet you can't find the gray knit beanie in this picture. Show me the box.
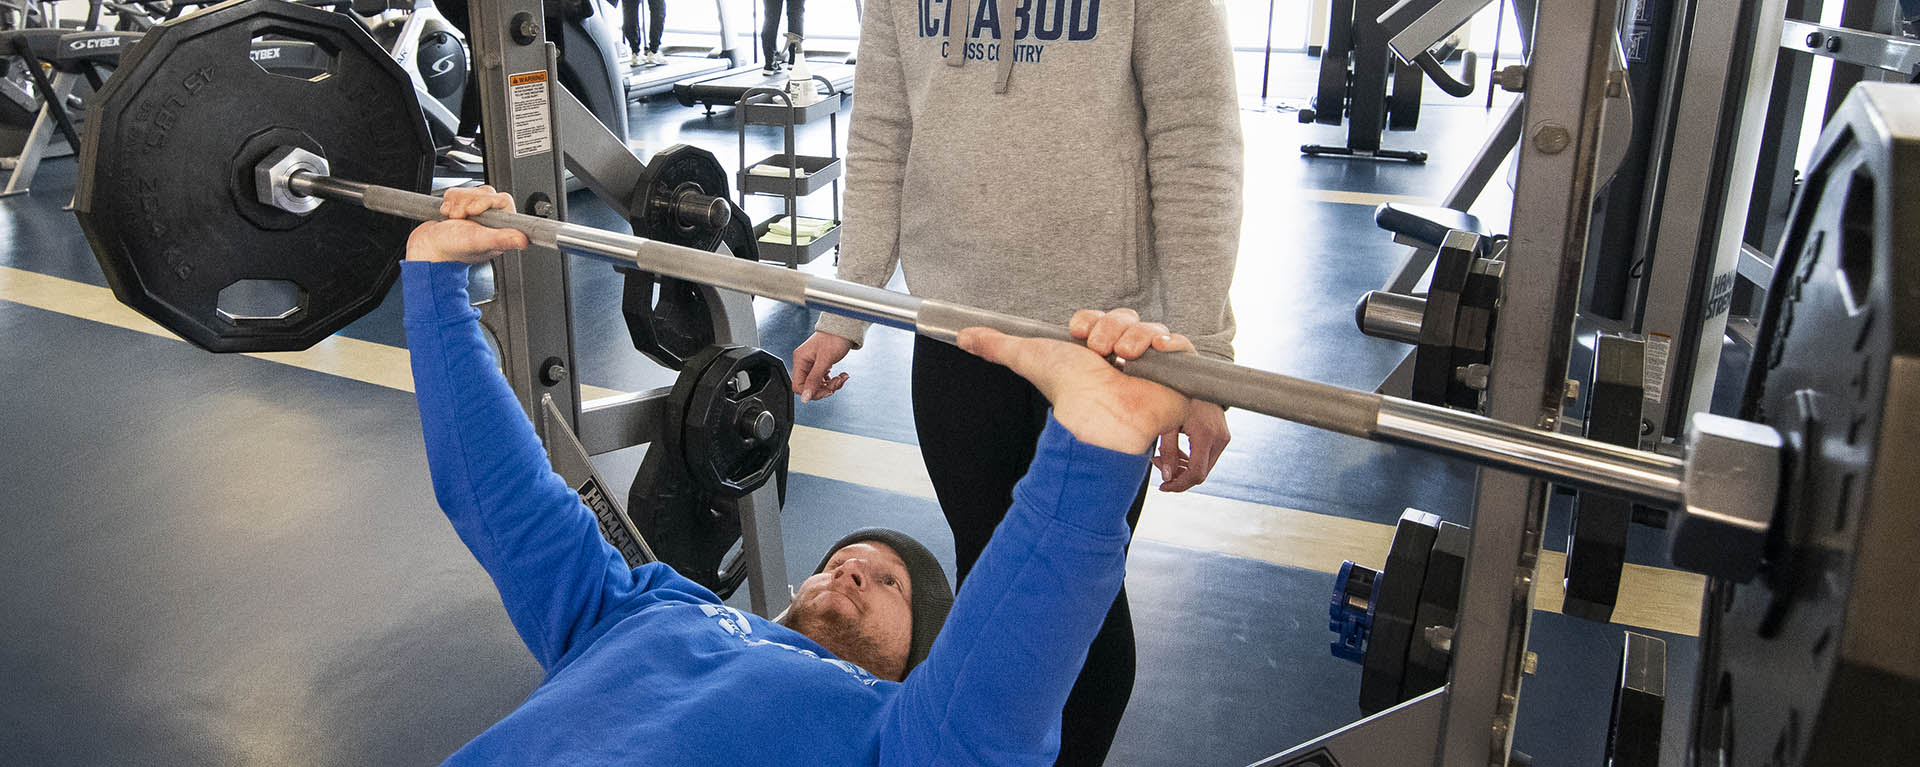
[810,528,954,676]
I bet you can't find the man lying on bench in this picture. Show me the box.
[402,185,1199,765]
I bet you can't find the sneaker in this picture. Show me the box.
[761,61,782,76]
[644,51,667,66]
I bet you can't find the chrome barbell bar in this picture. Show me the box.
[275,153,1780,528]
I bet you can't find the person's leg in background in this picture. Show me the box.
[911,335,1048,577]
[783,0,803,64]
[759,0,783,72]
[620,0,640,58]
[645,0,665,55]
[911,334,1145,766]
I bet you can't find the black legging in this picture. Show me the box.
[621,0,665,54]
[760,0,802,65]
[912,335,1148,767]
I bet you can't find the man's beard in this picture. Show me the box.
[786,602,905,682]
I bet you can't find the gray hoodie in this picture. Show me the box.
[814,0,1244,360]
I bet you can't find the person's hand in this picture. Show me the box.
[1154,401,1230,492]
[956,308,1191,454]
[404,185,529,263]
[792,330,854,402]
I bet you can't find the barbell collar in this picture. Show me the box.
[280,165,1723,513]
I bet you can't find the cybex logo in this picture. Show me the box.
[430,51,459,77]
[250,47,283,61]
[70,37,121,51]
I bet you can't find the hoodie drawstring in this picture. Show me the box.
[943,0,968,67]
[993,0,1016,92]
[941,0,1019,92]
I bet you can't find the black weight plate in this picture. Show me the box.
[667,345,793,498]
[719,199,757,262]
[618,223,758,371]
[1563,333,1643,623]
[620,267,715,371]
[1444,256,1500,410]
[1359,508,1439,715]
[74,0,433,353]
[1696,84,1920,767]
[625,437,745,597]
[623,147,747,370]
[1401,520,1466,699]
[1411,238,1471,406]
[1607,631,1666,767]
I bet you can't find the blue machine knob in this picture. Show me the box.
[1329,560,1381,663]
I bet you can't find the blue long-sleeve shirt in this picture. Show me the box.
[401,260,1151,765]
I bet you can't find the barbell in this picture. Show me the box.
[275,150,1779,547]
[72,0,1785,582]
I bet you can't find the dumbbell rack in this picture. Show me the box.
[734,80,842,268]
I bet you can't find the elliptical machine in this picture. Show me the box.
[547,0,629,140]
[433,0,630,142]
[1298,0,1479,163]
[356,0,470,150]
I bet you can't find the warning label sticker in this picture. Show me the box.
[508,70,552,159]
[1643,333,1673,405]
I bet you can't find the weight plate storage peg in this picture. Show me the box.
[73,0,434,353]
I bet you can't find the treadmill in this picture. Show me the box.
[623,0,742,99]
[672,58,855,111]
[627,52,739,98]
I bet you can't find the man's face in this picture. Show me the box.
[785,541,914,681]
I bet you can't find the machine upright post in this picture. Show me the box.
[1437,0,1625,757]
[465,0,584,433]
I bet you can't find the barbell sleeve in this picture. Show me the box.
[286,169,1692,510]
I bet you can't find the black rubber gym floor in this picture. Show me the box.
[0,52,1699,765]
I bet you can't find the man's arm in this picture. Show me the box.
[812,0,911,347]
[880,417,1143,762]
[1135,0,1243,362]
[404,214,687,672]
[879,311,1191,763]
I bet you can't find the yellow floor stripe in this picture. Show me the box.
[1,265,1702,636]
[0,266,628,398]
[1132,488,1703,636]
[1295,189,1427,208]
